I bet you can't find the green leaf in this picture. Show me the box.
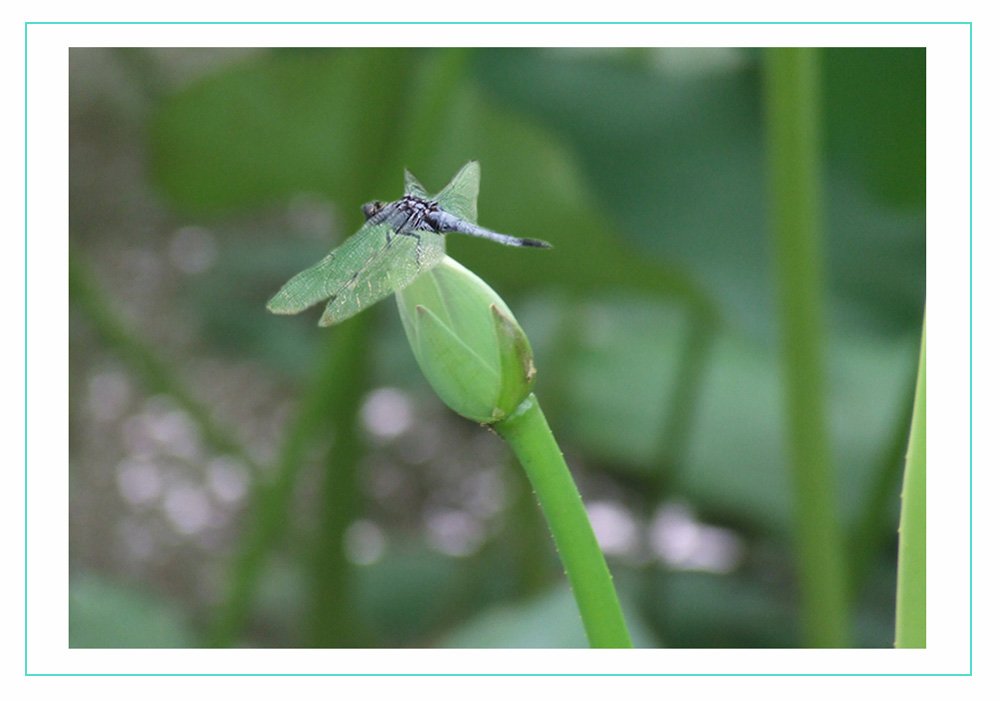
[70,576,197,648]
[473,48,924,336]
[491,304,537,419]
[412,303,500,423]
[150,49,415,214]
[442,585,656,648]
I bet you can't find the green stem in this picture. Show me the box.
[68,248,262,474]
[207,316,370,647]
[307,314,371,648]
[895,312,926,648]
[493,394,633,648]
[763,47,850,647]
[660,310,716,487]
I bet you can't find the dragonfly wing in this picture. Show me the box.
[404,169,429,198]
[268,220,445,325]
[433,161,480,223]
[318,226,446,326]
[266,248,352,315]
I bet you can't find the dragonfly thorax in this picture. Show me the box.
[363,194,444,234]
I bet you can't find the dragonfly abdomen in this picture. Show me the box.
[430,211,551,248]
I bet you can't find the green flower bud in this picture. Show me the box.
[395,256,537,424]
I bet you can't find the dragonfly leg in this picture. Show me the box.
[391,227,423,262]
[378,225,426,267]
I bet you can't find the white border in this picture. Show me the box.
[25,21,971,677]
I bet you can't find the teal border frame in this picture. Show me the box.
[31,21,968,676]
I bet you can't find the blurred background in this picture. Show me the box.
[68,47,925,648]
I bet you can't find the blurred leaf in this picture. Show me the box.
[181,238,329,375]
[70,575,196,648]
[824,172,926,335]
[474,48,925,338]
[642,570,799,648]
[441,583,658,648]
[356,541,468,645]
[150,48,417,215]
[442,585,588,648]
[682,329,919,534]
[824,48,925,208]
[523,295,692,470]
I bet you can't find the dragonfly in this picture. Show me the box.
[267,161,551,326]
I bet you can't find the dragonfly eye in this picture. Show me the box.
[362,201,384,220]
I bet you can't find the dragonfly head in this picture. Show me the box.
[362,201,386,220]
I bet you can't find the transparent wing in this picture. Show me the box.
[267,221,446,326]
[433,161,480,223]
[319,228,446,326]
[403,169,428,198]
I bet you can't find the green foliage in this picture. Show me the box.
[473,48,925,336]
[70,576,196,648]
[895,315,926,648]
[150,49,415,213]
[69,46,925,649]
[442,584,658,648]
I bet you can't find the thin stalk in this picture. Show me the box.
[207,315,369,647]
[895,312,926,648]
[494,394,633,648]
[68,249,262,474]
[763,47,850,647]
[660,309,716,488]
[307,314,370,648]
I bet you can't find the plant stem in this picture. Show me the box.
[307,314,370,648]
[68,248,261,473]
[208,315,370,647]
[494,394,633,648]
[895,312,926,648]
[763,47,850,647]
